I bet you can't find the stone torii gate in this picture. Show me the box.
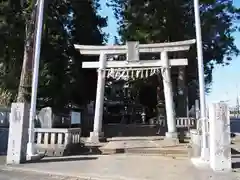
[74,39,195,143]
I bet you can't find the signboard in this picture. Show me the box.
[71,111,81,124]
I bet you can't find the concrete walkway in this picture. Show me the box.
[0,169,71,180]
[1,155,240,180]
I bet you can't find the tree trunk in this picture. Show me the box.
[17,1,38,102]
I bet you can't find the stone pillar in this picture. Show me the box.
[209,103,231,172]
[195,99,200,119]
[177,67,187,117]
[186,88,189,117]
[195,99,201,130]
[89,52,106,143]
[6,103,30,164]
[161,51,177,138]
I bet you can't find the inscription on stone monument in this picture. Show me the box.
[12,105,21,123]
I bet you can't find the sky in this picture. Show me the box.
[98,0,240,107]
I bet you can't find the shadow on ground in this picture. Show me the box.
[26,156,98,164]
[232,162,240,169]
[231,148,240,155]
[232,148,240,169]
[0,155,6,165]
[1,155,98,165]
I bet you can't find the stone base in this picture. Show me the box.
[165,132,178,139]
[201,147,210,162]
[87,131,105,144]
[26,142,37,157]
[164,132,179,145]
[26,152,45,162]
[191,157,209,170]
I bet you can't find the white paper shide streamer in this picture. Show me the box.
[106,67,160,81]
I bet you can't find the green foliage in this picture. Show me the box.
[0,87,15,106]
[66,0,107,107]
[38,0,72,109]
[0,0,107,109]
[0,0,25,97]
[39,0,107,110]
[108,0,240,87]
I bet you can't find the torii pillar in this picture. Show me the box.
[89,53,106,143]
[161,51,178,138]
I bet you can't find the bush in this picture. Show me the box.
[0,88,14,106]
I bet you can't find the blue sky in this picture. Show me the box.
[98,0,118,44]
[98,0,240,106]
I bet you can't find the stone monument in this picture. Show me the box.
[38,107,53,128]
[6,103,30,164]
[87,101,95,115]
[209,102,231,172]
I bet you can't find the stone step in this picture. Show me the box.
[125,147,189,157]
[100,146,190,157]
